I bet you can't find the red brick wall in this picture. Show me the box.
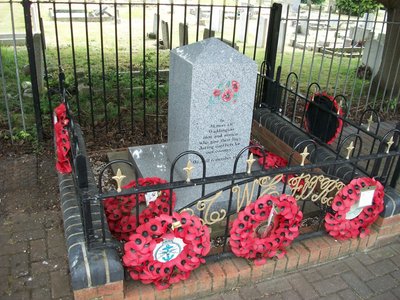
[73,216,399,300]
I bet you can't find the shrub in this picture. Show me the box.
[336,0,381,17]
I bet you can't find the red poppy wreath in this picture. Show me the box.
[324,177,384,240]
[304,92,343,145]
[249,141,305,193]
[54,103,72,174]
[122,212,210,290]
[104,177,176,241]
[230,194,303,266]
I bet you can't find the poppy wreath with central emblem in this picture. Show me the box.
[229,194,303,266]
[122,212,210,290]
[104,177,176,241]
[54,103,72,174]
[324,177,384,240]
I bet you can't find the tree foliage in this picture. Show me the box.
[336,0,381,16]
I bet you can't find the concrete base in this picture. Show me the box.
[128,143,289,212]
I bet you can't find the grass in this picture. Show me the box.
[0,2,390,138]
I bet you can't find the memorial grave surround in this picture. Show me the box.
[54,38,400,300]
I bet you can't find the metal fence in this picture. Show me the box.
[1,1,400,142]
[60,70,400,250]
[277,5,400,118]
[1,0,278,141]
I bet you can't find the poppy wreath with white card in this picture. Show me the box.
[123,212,210,290]
[229,194,303,266]
[324,177,384,240]
[103,177,176,241]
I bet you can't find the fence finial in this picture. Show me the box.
[183,161,194,182]
[300,147,309,166]
[246,153,256,174]
[346,141,355,159]
[386,136,395,153]
[367,115,373,131]
[112,168,126,192]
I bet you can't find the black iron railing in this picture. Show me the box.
[57,70,400,251]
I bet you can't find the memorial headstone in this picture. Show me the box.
[129,38,258,210]
[362,38,384,78]
[211,7,223,32]
[168,38,257,178]
[257,17,268,48]
[237,11,248,42]
[203,28,215,39]
[151,13,159,38]
[161,20,170,49]
[179,23,189,46]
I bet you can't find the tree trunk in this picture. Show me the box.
[372,6,400,99]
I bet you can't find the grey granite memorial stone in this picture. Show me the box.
[168,37,257,178]
[129,38,261,211]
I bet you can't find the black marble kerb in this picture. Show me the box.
[253,108,400,218]
[57,124,124,291]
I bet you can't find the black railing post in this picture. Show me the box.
[262,3,282,108]
[22,0,43,141]
[390,122,400,188]
[264,3,282,78]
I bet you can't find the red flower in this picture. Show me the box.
[213,89,221,97]
[232,80,240,93]
[221,89,234,102]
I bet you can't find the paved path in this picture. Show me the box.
[202,239,400,300]
[2,154,400,300]
[0,154,73,300]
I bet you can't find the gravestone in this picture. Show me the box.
[211,7,223,32]
[168,38,257,178]
[148,13,159,39]
[161,20,170,49]
[153,13,159,36]
[237,11,248,42]
[179,23,189,46]
[362,38,384,78]
[203,28,215,39]
[129,38,258,209]
[257,17,268,48]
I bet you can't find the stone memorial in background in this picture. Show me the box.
[129,38,257,209]
[161,20,170,49]
[179,23,189,46]
[203,28,215,39]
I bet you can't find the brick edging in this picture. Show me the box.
[57,124,124,296]
[124,224,400,300]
